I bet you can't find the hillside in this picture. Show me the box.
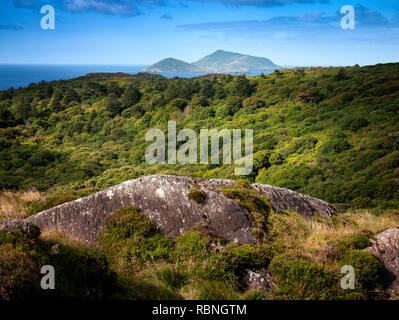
[1,63,399,301]
[143,58,203,73]
[0,63,398,212]
[192,50,280,73]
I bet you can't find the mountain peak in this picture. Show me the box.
[193,50,280,73]
[143,50,280,74]
[143,57,202,73]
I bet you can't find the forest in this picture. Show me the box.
[1,63,399,301]
[0,63,398,212]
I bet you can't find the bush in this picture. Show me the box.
[0,220,118,300]
[221,181,271,241]
[341,250,383,290]
[268,257,339,299]
[337,234,372,251]
[98,206,174,268]
[188,188,206,204]
[27,190,95,216]
[174,230,211,261]
[242,97,265,109]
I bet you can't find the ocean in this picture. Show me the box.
[0,64,273,91]
[0,64,146,91]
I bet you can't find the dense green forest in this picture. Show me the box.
[0,64,398,210]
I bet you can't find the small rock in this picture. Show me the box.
[50,243,61,255]
[243,268,276,293]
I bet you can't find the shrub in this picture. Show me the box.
[268,257,339,299]
[0,220,41,249]
[174,230,212,261]
[0,243,41,300]
[341,250,383,291]
[320,137,351,155]
[188,188,206,204]
[337,234,372,251]
[0,220,118,300]
[221,181,271,241]
[242,97,265,109]
[98,206,174,268]
[27,190,95,216]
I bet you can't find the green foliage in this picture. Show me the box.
[242,97,265,109]
[269,257,340,299]
[229,74,254,97]
[337,234,373,250]
[269,250,383,300]
[0,221,118,300]
[187,188,206,204]
[121,84,141,107]
[0,63,398,211]
[98,206,174,268]
[174,230,211,261]
[27,189,95,216]
[40,241,118,299]
[221,180,271,240]
[341,250,383,290]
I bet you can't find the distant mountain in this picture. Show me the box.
[192,50,280,73]
[142,50,281,74]
[143,58,203,73]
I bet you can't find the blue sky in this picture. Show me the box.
[0,0,398,66]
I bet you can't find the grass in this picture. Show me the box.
[0,188,98,224]
[266,210,399,299]
[1,189,398,300]
[0,225,119,300]
[0,191,42,222]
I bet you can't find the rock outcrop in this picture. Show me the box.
[366,227,399,297]
[26,175,337,244]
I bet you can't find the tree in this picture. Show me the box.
[199,80,214,98]
[335,68,346,81]
[105,93,122,116]
[214,84,226,99]
[216,96,242,116]
[242,97,265,109]
[0,105,15,128]
[230,75,254,97]
[62,88,80,105]
[49,89,63,111]
[108,82,123,98]
[294,69,305,79]
[167,98,188,111]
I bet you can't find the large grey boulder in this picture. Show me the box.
[366,227,399,297]
[253,184,336,219]
[26,175,337,244]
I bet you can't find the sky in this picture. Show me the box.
[0,0,398,66]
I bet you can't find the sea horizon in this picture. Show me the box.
[0,64,299,91]
[0,64,147,91]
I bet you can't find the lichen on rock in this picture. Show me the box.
[26,175,337,244]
